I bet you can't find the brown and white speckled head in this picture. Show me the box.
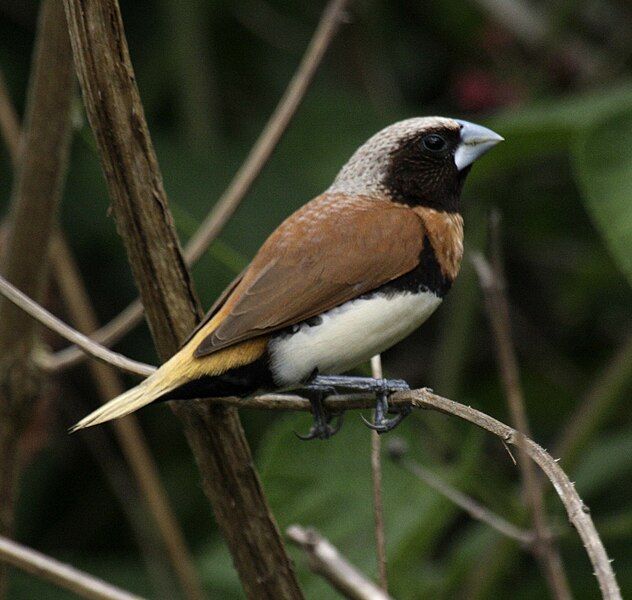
[328,117,503,213]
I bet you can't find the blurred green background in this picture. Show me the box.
[1,0,631,598]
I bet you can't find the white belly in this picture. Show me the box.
[268,291,442,386]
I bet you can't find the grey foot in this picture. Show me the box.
[306,375,412,435]
[295,385,344,441]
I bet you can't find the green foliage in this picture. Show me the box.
[574,108,632,286]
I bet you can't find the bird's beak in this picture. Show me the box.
[453,119,504,171]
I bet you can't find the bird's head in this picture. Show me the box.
[328,116,503,213]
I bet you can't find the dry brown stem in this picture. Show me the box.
[50,234,206,600]
[287,525,393,600]
[62,0,305,596]
[0,535,143,600]
[0,70,20,165]
[369,355,388,592]
[402,389,620,599]
[45,0,351,373]
[0,1,74,595]
[388,443,535,545]
[0,274,154,377]
[472,224,572,600]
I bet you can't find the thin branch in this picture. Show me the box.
[472,217,572,600]
[470,0,607,84]
[386,439,535,546]
[401,388,620,600]
[0,273,154,377]
[50,234,206,600]
[182,0,350,266]
[42,299,148,372]
[0,535,144,600]
[0,2,74,596]
[61,0,318,595]
[0,69,21,166]
[287,526,392,600]
[62,395,183,599]
[45,0,351,373]
[555,332,632,467]
[369,355,387,592]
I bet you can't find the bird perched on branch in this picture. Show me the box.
[72,117,502,439]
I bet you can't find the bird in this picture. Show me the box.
[71,116,503,439]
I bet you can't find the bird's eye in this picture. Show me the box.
[422,134,447,153]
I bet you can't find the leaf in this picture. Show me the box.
[572,108,632,286]
[573,430,632,498]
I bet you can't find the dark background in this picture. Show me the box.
[1,0,631,598]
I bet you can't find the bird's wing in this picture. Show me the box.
[192,193,426,357]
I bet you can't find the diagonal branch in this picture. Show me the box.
[45,0,351,373]
[472,216,572,600]
[287,526,392,600]
[60,0,351,596]
[0,273,154,377]
[386,439,535,546]
[401,389,620,600]
[0,1,74,596]
[50,234,206,600]
[0,535,143,600]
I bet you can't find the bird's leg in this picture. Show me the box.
[294,384,344,441]
[308,374,412,434]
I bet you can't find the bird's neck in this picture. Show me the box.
[412,206,464,281]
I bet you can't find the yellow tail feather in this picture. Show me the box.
[69,366,182,432]
[70,334,268,432]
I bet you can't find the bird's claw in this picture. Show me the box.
[292,375,412,439]
[361,406,411,434]
[295,412,344,440]
[361,386,412,434]
[295,385,344,441]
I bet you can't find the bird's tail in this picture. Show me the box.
[69,359,185,432]
[70,333,269,432]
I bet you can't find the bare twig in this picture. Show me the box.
[555,332,632,467]
[0,273,154,377]
[0,70,21,166]
[46,0,351,373]
[62,395,182,599]
[0,60,202,599]
[287,525,392,600]
[50,234,206,600]
[470,0,606,83]
[62,0,310,596]
[386,439,535,546]
[0,535,144,600]
[0,2,74,596]
[369,355,387,591]
[401,388,620,600]
[472,217,572,600]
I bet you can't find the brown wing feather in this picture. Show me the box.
[193,193,426,357]
[179,269,245,348]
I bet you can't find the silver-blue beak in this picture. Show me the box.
[454,119,504,171]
